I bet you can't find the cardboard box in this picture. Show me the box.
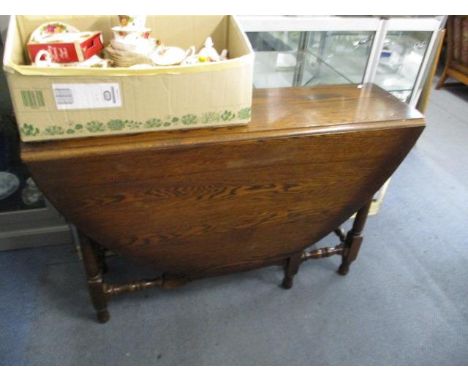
[27,31,104,63]
[3,16,254,142]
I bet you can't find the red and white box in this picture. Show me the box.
[27,32,104,63]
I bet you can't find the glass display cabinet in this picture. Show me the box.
[239,16,444,106]
[239,15,445,214]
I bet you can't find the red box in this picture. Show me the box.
[27,32,103,64]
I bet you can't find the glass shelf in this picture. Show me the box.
[248,31,374,89]
[302,31,374,86]
[248,31,299,88]
[374,31,432,102]
[252,51,296,88]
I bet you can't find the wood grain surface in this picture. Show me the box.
[22,84,425,278]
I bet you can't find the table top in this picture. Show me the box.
[20,83,426,279]
[22,84,424,162]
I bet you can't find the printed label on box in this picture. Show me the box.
[52,83,122,110]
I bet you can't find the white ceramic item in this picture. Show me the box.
[112,26,151,41]
[110,38,156,55]
[151,46,191,66]
[198,37,220,62]
[118,15,147,29]
[68,55,110,68]
[0,172,20,200]
[182,45,228,65]
[33,50,108,68]
[29,21,79,43]
[33,49,59,67]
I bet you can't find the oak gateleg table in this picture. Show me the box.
[21,84,425,322]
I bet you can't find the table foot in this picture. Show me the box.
[282,276,294,289]
[281,253,302,289]
[97,310,110,324]
[337,263,349,276]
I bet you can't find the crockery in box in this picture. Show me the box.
[4,15,254,142]
[27,22,104,63]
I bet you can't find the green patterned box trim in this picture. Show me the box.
[19,107,252,139]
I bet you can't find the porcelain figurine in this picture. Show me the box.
[181,44,228,65]
[198,37,221,62]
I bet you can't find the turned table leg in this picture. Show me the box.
[282,252,302,289]
[90,240,108,274]
[78,231,110,323]
[338,199,372,276]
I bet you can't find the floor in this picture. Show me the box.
[1,83,467,365]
